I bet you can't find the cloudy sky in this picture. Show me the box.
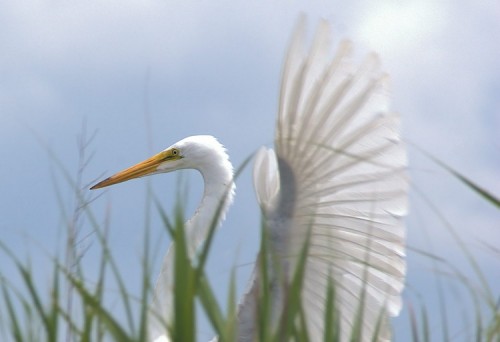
[1,1,499,341]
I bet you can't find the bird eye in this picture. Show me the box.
[172,148,179,156]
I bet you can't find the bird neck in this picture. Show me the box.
[185,161,235,257]
[147,153,235,341]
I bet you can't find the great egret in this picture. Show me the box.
[91,18,408,342]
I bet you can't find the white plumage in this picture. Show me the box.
[241,18,408,341]
[91,17,408,342]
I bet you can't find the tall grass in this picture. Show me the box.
[0,139,498,341]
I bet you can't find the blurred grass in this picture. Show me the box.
[0,138,498,341]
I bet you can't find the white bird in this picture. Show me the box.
[91,18,408,342]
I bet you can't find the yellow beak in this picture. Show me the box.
[90,149,180,190]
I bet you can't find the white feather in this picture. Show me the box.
[251,18,408,341]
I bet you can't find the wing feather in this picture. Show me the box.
[256,18,409,341]
[253,147,280,213]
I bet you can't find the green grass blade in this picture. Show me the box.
[64,270,133,342]
[278,226,311,341]
[1,281,23,342]
[48,265,60,342]
[90,221,137,336]
[224,267,238,341]
[323,275,340,342]
[171,204,195,342]
[408,303,420,342]
[410,143,500,208]
[257,221,271,342]
[413,187,494,305]
[197,274,226,340]
[138,221,153,341]
[323,276,334,342]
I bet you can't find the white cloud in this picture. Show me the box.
[354,2,449,57]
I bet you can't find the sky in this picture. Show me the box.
[1,1,499,341]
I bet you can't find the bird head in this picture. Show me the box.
[90,135,231,190]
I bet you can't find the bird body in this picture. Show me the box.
[93,135,235,342]
[91,18,408,342]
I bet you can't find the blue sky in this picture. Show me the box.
[1,1,499,341]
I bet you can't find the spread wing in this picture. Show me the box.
[253,18,408,341]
